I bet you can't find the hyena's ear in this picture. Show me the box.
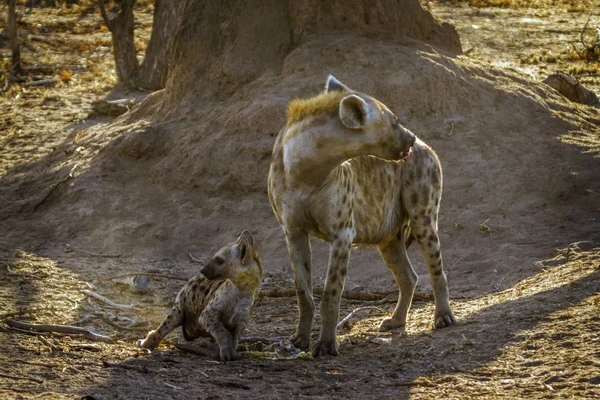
[237,231,254,263]
[339,94,370,129]
[325,75,351,93]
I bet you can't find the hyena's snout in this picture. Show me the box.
[200,262,221,280]
[399,129,416,160]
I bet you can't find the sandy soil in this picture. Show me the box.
[0,2,599,399]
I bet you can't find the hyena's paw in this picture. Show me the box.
[434,310,456,329]
[378,317,406,332]
[219,346,236,362]
[311,338,339,357]
[136,330,155,349]
[290,332,311,351]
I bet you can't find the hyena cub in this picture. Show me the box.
[137,231,262,361]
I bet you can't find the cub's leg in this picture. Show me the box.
[137,306,184,349]
[377,232,418,331]
[200,304,235,362]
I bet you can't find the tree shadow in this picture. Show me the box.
[66,254,599,400]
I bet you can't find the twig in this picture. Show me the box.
[0,372,43,384]
[5,264,42,279]
[32,164,78,213]
[23,78,58,87]
[238,336,275,344]
[174,343,218,359]
[65,244,123,258]
[96,272,188,282]
[576,73,600,78]
[188,252,204,264]
[162,380,184,390]
[337,306,389,329]
[83,289,136,311]
[38,335,60,351]
[6,320,114,343]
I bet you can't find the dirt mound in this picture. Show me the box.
[1,2,599,300]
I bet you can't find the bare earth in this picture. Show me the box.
[1,2,599,399]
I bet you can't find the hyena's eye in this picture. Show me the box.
[215,257,225,265]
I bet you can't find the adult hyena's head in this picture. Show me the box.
[200,231,263,291]
[326,75,416,161]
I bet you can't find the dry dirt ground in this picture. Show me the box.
[1,2,599,399]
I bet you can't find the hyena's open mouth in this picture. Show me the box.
[400,147,412,160]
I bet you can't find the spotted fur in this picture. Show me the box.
[137,231,262,362]
[268,75,455,357]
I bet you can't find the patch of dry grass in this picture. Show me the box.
[431,0,592,10]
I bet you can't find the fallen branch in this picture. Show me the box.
[5,264,42,279]
[65,244,123,258]
[337,306,389,329]
[0,372,43,384]
[188,252,204,264]
[83,289,136,311]
[38,335,60,351]
[24,78,58,87]
[6,320,114,343]
[174,343,218,359]
[96,272,188,282]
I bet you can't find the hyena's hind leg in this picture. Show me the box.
[137,307,184,349]
[410,210,455,329]
[377,230,418,331]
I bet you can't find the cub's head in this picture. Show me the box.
[326,75,416,161]
[200,231,263,291]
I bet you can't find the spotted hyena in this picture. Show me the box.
[137,231,263,362]
[267,75,455,357]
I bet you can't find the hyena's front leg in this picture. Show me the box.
[137,307,184,349]
[285,232,314,351]
[312,236,352,357]
[200,306,235,362]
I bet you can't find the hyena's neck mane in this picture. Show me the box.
[286,90,347,126]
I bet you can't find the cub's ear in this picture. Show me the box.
[237,230,254,247]
[339,94,370,129]
[325,75,351,93]
[237,231,254,263]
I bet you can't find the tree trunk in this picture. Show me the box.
[99,0,139,86]
[164,0,462,103]
[8,0,21,74]
[135,0,180,90]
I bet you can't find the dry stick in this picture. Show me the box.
[174,343,218,359]
[337,306,389,329]
[5,264,42,279]
[32,164,78,213]
[66,244,123,258]
[23,78,58,87]
[96,272,189,282]
[82,289,136,311]
[6,320,114,343]
[0,372,43,384]
[188,252,204,264]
